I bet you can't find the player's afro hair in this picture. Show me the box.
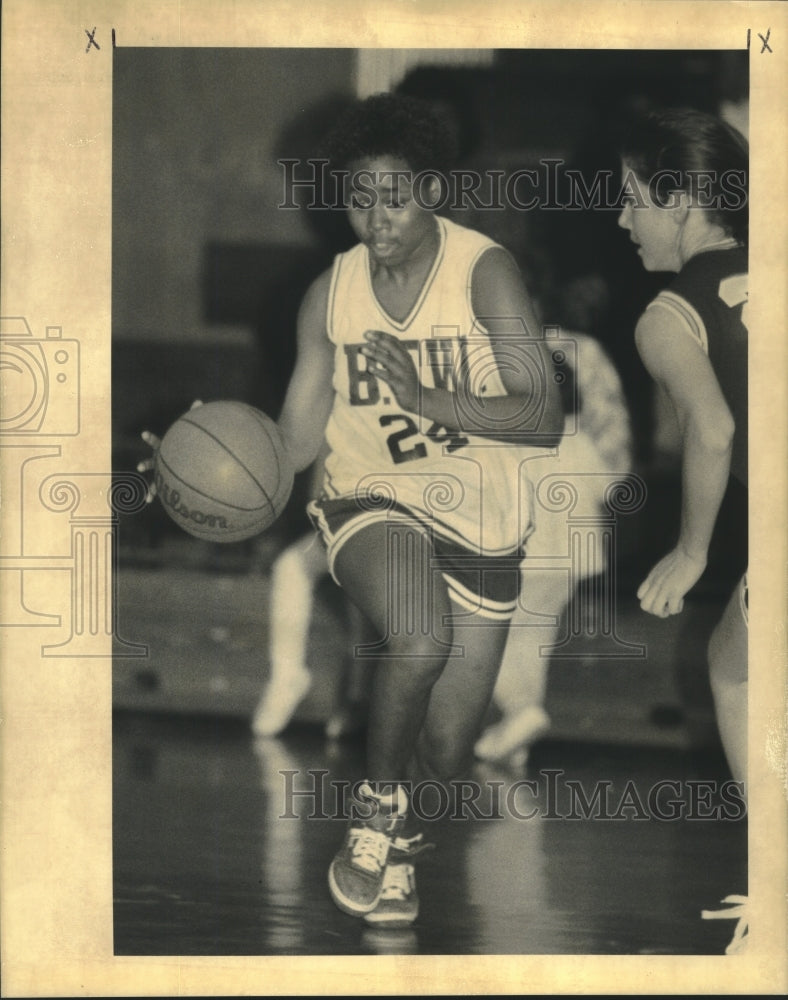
[323,92,458,175]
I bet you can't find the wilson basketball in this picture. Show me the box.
[154,401,294,543]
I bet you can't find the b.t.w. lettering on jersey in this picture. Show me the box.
[343,329,470,406]
[342,329,472,463]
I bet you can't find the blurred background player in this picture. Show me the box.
[275,92,563,928]
[475,331,632,767]
[252,447,370,741]
[618,107,749,953]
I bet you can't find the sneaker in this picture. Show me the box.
[327,783,407,916]
[363,861,418,927]
[474,706,550,763]
[701,894,748,954]
[362,831,433,928]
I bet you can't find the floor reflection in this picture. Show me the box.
[113,713,745,956]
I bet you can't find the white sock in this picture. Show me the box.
[368,783,409,815]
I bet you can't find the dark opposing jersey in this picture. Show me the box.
[646,243,748,486]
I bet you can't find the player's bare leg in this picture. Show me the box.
[702,575,748,952]
[414,608,509,783]
[396,596,510,929]
[707,576,748,789]
[333,520,455,782]
[327,519,457,923]
[325,604,372,741]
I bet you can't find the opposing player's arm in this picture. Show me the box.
[634,304,734,616]
[277,269,335,473]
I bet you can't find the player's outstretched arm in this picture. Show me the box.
[277,269,335,473]
[634,306,734,617]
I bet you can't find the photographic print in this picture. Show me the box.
[2,1,786,995]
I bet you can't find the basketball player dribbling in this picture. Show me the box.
[618,107,749,953]
[276,93,563,928]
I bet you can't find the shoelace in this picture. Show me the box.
[349,828,390,874]
[701,894,748,954]
[391,832,435,859]
[380,863,414,901]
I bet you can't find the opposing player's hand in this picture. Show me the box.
[361,331,420,412]
[636,547,706,618]
[137,399,203,503]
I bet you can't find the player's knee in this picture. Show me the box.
[382,632,451,680]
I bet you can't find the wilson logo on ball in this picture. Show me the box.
[154,473,232,531]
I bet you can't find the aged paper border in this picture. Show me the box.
[2,0,786,995]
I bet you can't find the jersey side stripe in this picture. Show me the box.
[646,291,709,354]
[326,254,343,344]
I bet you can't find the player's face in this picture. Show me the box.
[346,156,439,266]
[617,163,683,272]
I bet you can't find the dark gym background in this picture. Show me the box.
[111,48,748,956]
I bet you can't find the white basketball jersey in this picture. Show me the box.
[321,215,541,556]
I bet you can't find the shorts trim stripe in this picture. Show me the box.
[443,573,518,621]
[306,501,405,582]
[308,495,523,621]
[316,487,518,559]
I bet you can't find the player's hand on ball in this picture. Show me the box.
[636,547,706,618]
[137,402,202,504]
[137,430,162,503]
[362,331,420,412]
[150,400,293,542]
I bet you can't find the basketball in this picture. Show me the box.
[154,401,294,543]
